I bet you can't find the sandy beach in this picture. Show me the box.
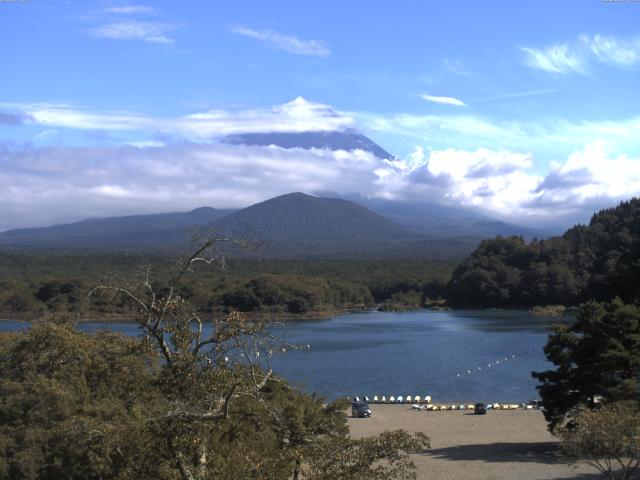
[347,405,600,480]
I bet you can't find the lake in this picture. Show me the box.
[0,309,562,403]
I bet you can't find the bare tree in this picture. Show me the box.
[82,237,291,480]
[76,236,430,480]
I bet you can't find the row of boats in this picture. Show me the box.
[354,395,432,404]
[353,396,537,410]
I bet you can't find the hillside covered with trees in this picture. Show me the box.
[0,254,454,320]
[446,198,640,308]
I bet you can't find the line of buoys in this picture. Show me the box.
[455,347,538,379]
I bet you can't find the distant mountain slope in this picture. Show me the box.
[209,192,427,258]
[213,192,405,241]
[0,207,234,250]
[220,129,395,160]
[0,193,480,258]
[349,197,554,239]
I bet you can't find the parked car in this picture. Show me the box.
[352,401,372,418]
[474,402,487,415]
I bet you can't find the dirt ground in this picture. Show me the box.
[347,405,601,480]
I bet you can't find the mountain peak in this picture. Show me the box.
[220,129,395,159]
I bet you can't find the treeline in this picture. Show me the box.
[447,198,640,308]
[0,255,454,318]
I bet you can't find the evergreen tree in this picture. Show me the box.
[533,299,640,431]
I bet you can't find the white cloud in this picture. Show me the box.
[1,136,639,231]
[388,141,640,225]
[389,147,541,217]
[12,97,355,138]
[0,142,384,230]
[421,94,467,107]
[355,110,640,160]
[106,5,155,15]
[230,26,330,57]
[521,43,585,74]
[522,34,640,74]
[581,34,640,68]
[531,141,640,210]
[3,97,640,230]
[90,20,174,44]
[21,98,640,162]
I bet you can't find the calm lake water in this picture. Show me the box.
[0,310,562,403]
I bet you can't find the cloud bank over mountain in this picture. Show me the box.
[1,97,639,231]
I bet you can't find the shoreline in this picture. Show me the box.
[0,307,367,324]
[0,305,573,325]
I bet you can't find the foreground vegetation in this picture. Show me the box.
[0,254,454,320]
[560,402,640,480]
[0,240,430,480]
[535,299,640,480]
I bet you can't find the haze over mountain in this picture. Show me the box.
[351,197,557,239]
[0,208,234,251]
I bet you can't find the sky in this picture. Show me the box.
[1,0,639,231]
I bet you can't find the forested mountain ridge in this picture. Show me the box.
[0,193,480,259]
[446,198,640,308]
[0,207,235,250]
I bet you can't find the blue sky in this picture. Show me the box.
[1,0,640,230]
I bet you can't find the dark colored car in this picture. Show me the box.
[474,402,487,415]
[352,401,372,418]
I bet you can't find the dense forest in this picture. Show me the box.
[447,198,640,308]
[0,254,454,319]
[4,198,640,317]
